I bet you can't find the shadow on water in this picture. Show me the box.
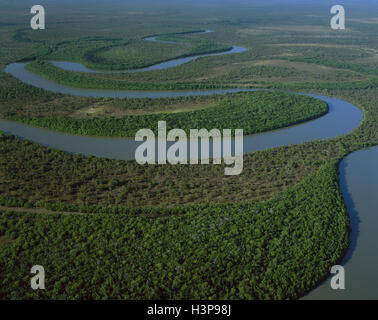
[338,157,360,265]
[303,147,378,299]
[301,154,361,300]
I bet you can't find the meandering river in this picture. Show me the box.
[2,29,377,299]
[51,30,247,74]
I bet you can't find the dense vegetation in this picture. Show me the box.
[0,160,349,299]
[11,91,328,137]
[24,57,378,91]
[19,19,378,91]
[26,60,231,90]
[26,31,231,72]
[0,131,342,209]
[0,1,377,300]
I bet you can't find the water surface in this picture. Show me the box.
[50,29,247,74]
[5,62,252,99]
[304,147,378,300]
[0,92,362,161]
[3,28,376,300]
[50,46,247,73]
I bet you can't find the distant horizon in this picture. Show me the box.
[2,0,378,8]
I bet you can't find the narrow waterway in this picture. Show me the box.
[2,28,377,299]
[0,91,362,161]
[50,47,247,74]
[49,30,248,73]
[304,147,378,299]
